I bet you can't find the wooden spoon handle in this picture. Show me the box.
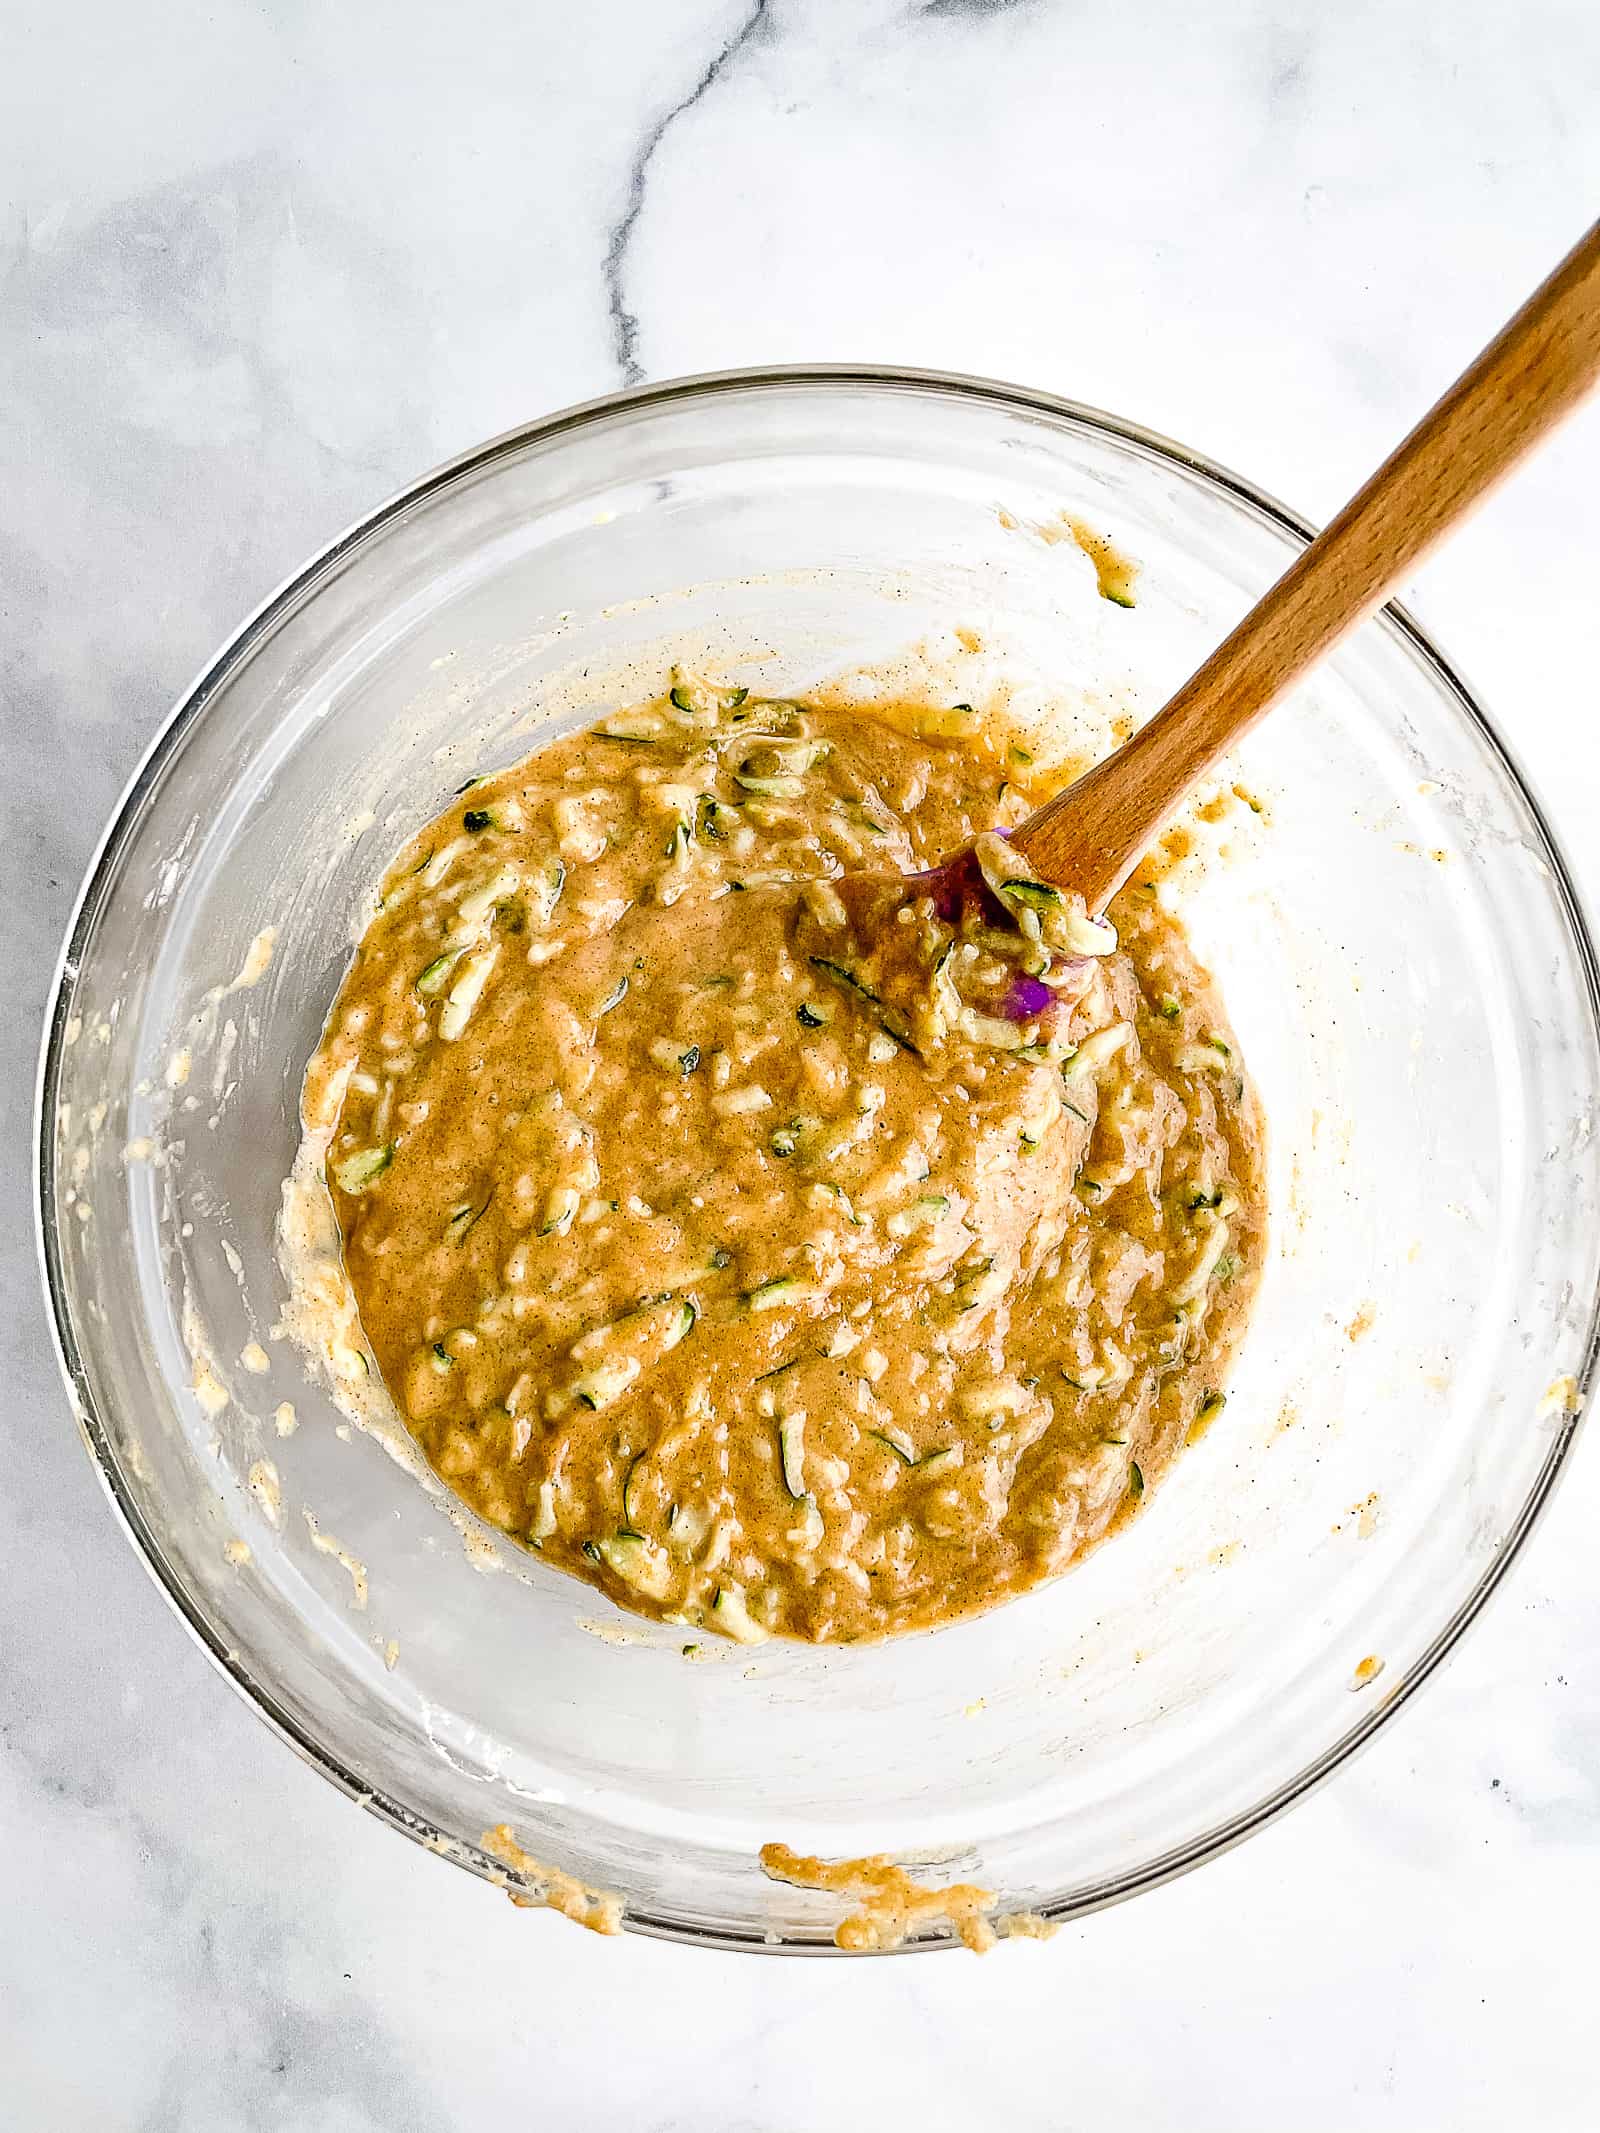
[1014,217,1600,910]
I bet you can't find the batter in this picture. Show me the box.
[304,676,1263,1642]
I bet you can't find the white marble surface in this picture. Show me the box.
[6,1,1600,2124]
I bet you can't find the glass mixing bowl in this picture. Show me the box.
[37,367,1600,1952]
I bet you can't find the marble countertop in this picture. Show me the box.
[6,1,1600,2124]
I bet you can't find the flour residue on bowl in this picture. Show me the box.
[1538,1372,1581,1419]
[302,1507,368,1608]
[246,1458,281,1526]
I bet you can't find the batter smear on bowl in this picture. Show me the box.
[304,676,1264,1642]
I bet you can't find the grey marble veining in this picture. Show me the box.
[604,0,775,382]
[5,1,1600,2125]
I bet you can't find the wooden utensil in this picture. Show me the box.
[1008,217,1600,912]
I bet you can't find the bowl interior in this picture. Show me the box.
[42,373,1599,1947]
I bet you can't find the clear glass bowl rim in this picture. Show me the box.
[33,362,1600,1954]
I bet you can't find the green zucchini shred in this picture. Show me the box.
[744,1275,798,1311]
[520,855,565,930]
[778,1414,807,1498]
[808,957,882,1008]
[416,953,459,994]
[999,878,1063,912]
[539,1186,580,1238]
[445,1192,492,1238]
[334,1143,394,1193]
[622,1454,646,1529]
[732,771,804,798]
[808,956,917,1053]
[670,678,748,716]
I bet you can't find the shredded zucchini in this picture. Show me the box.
[438,945,500,1040]
[710,1585,767,1643]
[572,1357,641,1412]
[778,1414,807,1498]
[696,795,732,841]
[334,1143,393,1193]
[745,1276,799,1311]
[416,953,459,995]
[622,1454,647,1530]
[668,672,748,719]
[540,1186,580,1238]
[531,855,565,927]
[598,711,664,743]
[868,1428,915,1465]
[597,1531,672,1598]
[999,878,1063,913]
[445,1192,491,1238]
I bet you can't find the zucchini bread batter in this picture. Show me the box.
[305,677,1263,1642]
